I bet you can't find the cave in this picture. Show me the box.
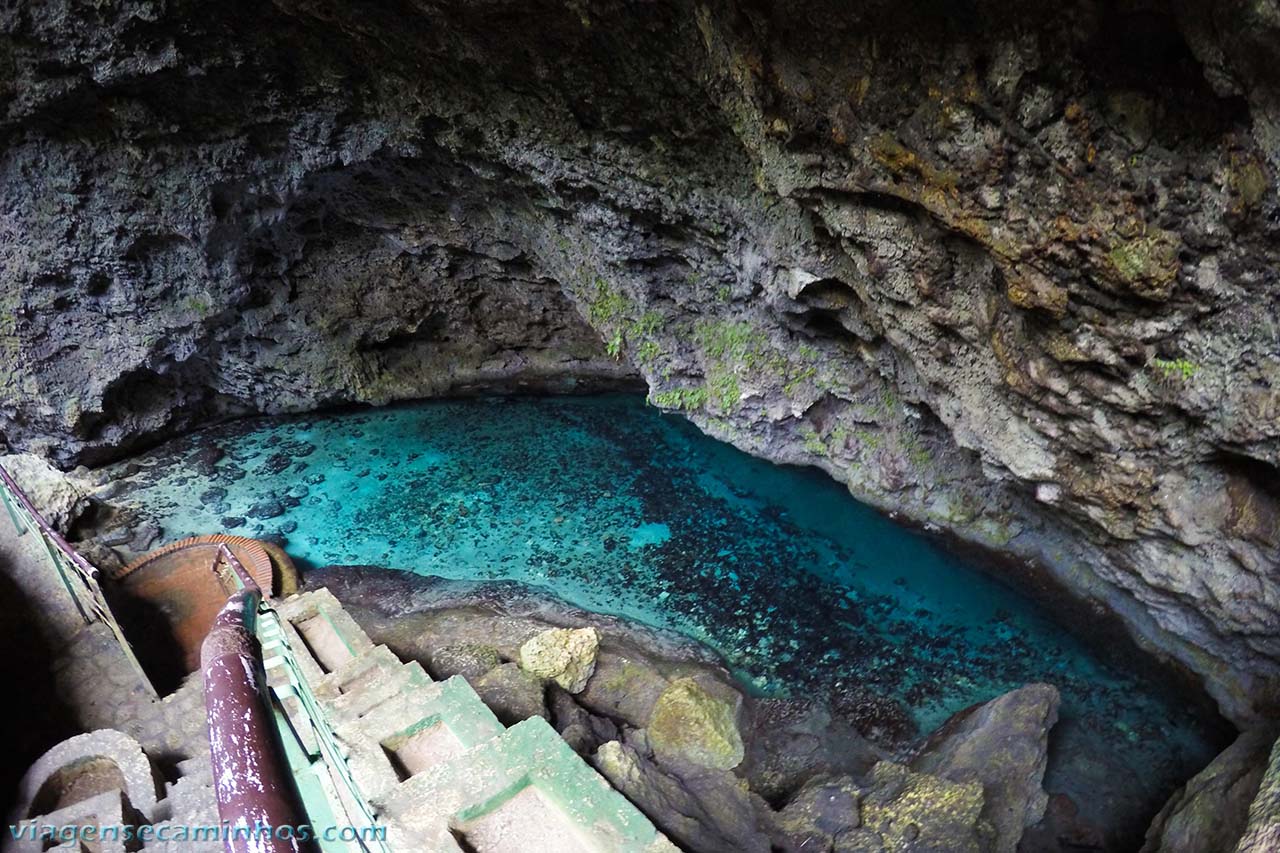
[2,1,1279,852]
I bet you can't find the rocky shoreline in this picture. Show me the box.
[299,563,1268,852]
[303,565,1074,852]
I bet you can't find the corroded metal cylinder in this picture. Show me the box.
[201,584,306,853]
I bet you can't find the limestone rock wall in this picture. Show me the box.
[1,0,1278,723]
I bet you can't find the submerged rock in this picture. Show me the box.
[911,683,1059,853]
[518,626,599,693]
[1142,726,1276,853]
[647,676,745,771]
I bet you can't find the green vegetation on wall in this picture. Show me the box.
[1149,356,1199,382]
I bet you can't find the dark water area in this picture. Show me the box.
[104,393,1230,841]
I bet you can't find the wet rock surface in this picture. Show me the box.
[2,0,1278,734]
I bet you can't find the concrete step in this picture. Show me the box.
[336,675,506,801]
[329,649,434,723]
[376,717,674,853]
[273,588,376,678]
[256,588,673,852]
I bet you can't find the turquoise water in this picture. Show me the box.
[105,394,1225,835]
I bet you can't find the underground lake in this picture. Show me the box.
[99,393,1229,841]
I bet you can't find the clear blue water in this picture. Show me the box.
[105,394,1225,835]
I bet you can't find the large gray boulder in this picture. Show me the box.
[911,683,1060,853]
[1235,730,1280,852]
[1142,726,1276,853]
[594,734,773,853]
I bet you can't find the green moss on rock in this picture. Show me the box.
[1105,231,1181,300]
[646,676,744,770]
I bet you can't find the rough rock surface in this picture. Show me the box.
[1236,733,1280,852]
[858,761,995,853]
[1,0,1277,725]
[518,626,599,694]
[595,735,773,853]
[1141,726,1276,853]
[912,683,1060,852]
[0,454,94,533]
[471,663,549,725]
[647,675,746,771]
[741,698,883,803]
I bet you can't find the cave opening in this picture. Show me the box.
[4,0,1279,849]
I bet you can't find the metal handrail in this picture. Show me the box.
[0,463,101,580]
[0,460,155,694]
[257,611,391,853]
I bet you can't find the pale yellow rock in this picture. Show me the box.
[518,626,599,693]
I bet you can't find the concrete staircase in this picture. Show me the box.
[266,588,675,853]
[4,587,673,853]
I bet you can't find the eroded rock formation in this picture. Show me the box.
[2,0,1278,724]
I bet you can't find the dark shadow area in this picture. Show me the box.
[0,568,79,813]
[101,582,189,696]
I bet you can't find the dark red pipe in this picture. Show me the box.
[202,551,307,853]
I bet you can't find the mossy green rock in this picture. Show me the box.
[859,761,994,853]
[647,676,744,770]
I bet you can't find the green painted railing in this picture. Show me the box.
[212,545,391,853]
[0,461,155,695]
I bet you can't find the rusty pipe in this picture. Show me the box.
[202,582,307,853]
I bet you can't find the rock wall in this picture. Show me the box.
[1,0,1278,723]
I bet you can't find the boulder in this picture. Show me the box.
[1142,727,1275,853]
[0,454,93,533]
[1231,730,1280,852]
[472,663,547,725]
[647,676,744,771]
[858,761,994,853]
[742,697,883,802]
[770,774,865,852]
[576,650,675,727]
[912,683,1059,853]
[518,626,599,693]
[594,736,772,853]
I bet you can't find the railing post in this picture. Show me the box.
[202,561,308,853]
